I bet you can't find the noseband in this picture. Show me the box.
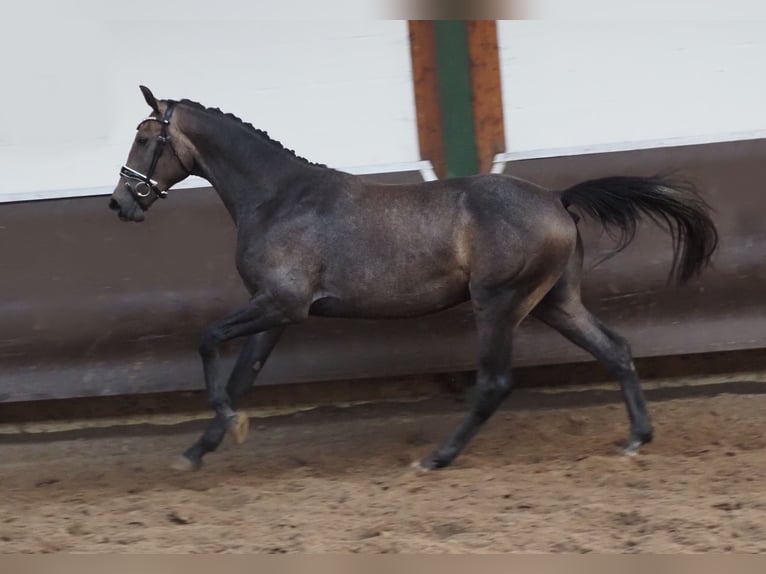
[120,102,191,201]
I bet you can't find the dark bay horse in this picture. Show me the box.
[110,86,718,472]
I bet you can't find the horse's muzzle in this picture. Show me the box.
[109,197,145,222]
[109,198,127,221]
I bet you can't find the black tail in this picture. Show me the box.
[560,176,719,284]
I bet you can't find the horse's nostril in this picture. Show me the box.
[109,199,120,211]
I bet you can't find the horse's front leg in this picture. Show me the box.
[198,291,307,447]
[173,327,285,471]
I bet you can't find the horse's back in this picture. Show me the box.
[337,172,577,279]
[343,172,575,292]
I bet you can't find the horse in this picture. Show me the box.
[110,86,718,472]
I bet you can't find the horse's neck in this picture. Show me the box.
[186,114,317,223]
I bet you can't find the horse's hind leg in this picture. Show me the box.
[173,328,284,471]
[532,252,653,453]
[417,285,548,471]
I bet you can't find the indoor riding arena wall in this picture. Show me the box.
[1,19,765,404]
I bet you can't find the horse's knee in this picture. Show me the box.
[199,328,223,357]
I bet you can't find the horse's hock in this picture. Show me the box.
[0,138,763,403]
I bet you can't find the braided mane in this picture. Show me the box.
[173,98,326,168]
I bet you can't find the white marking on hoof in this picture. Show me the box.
[622,448,638,457]
[171,455,200,472]
[229,411,250,445]
[410,460,432,473]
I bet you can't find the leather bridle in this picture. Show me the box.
[119,102,191,201]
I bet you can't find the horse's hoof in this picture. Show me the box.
[410,459,432,473]
[622,438,643,456]
[228,411,250,445]
[622,427,652,456]
[171,454,201,472]
[415,452,450,472]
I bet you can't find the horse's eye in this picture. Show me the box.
[136,136,149,146]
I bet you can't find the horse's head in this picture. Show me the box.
[109,86,194,222]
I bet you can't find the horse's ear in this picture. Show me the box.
[139,85,160,114]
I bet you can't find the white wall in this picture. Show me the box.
[513,0,766,20]
[0,20,420,202]
[498,18,766,158]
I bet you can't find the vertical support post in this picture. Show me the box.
[408,21,447,179]
[466,20,506,174]
[409,20,505,178]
